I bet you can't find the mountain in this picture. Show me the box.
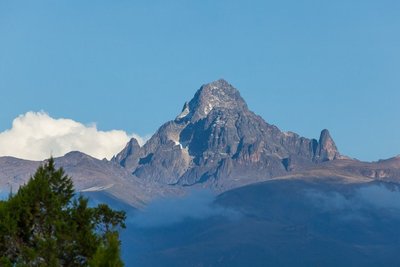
[112,79,343,191]
[0,80,400,266]
[1,79,400,207]
[2,79,400,266]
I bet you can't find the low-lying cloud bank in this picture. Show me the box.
[0,111,147,160]
[306,183,400,220]
[130,190,240,228]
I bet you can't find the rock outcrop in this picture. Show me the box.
[111,138,141,172]
[315,129,341,162]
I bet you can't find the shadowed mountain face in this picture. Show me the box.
[113,79,341,189]
[122,179,400,267]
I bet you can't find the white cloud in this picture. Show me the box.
[0,111,147,161]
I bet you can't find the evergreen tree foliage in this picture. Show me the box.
[0,158,126,266]
[88,232,124,267]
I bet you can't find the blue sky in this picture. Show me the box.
[0,0,399,161]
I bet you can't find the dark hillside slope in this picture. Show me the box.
[122,178,400,267]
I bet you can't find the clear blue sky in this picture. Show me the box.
[0,0,399,161]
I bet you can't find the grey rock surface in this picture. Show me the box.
[114,79,342,190]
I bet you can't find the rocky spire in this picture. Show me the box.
[315,129,340,162]
[112,137,140,170]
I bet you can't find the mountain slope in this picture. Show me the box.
[0,152,175,207]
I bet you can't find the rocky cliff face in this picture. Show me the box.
[111,138,141,171]
[113,79,341,188]
[315,129,341,161]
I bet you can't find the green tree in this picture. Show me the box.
[0,158,126,266]
[89,232,124,267]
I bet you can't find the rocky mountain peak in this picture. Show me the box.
[111,138,140,169]
[114,80,345,188]
[176,79,248,122]
[316,129,340,161]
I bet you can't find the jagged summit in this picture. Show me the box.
[5,79,400,210]
[176,79,248,122]
[114,80,343,188]
[111,138,140,167]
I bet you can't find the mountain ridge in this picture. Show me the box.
[112,79,343,188]
[1,79,400,207]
